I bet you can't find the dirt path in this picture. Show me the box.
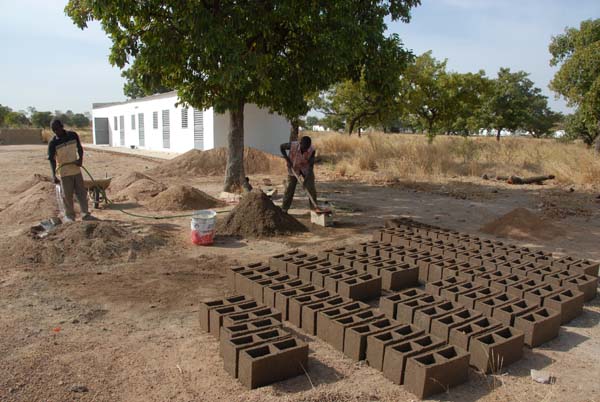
[1,145,599,402]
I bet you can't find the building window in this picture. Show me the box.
[114,116,118,130]
[131,115,136,130]
[181,108,188,128]
[153,111,158,129]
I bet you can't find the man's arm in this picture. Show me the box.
[47,141,59,183]
[306,152,316,177]
[74,132,84,166]
[280,142,292,167]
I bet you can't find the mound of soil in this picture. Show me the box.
[480,207,565,241]
[11,173,52,194]
[110,171,156,193]
[149,147,287,177]
[217,190,306,238]
[113,178,167,202]
[145,185,224,211]
[6,220,167,266]
[0,182,59,225]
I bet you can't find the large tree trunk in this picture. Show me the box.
[496,128,502,142]
[224,101,246,192]
[289,119,299,142]
[594,135,600,154]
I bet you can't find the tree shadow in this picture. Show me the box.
[537,328,589,352]
[566,304,600,329]
[271,351,344,393]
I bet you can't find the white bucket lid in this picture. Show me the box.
[193,209,217,219]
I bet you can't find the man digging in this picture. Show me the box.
[280,136,317,213]
[48,119,94,222]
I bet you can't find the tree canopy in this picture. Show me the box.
[66,0,420,191]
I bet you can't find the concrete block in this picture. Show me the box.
[415,254,449,283]
[544,288,585,324]
[316,301,370,340]
[269,250,307,273]
[396,294,444,324]
[227,262,267,291]
[275,285,321,320]
[252,274,293,304]
[507,278,544,299]
[362,240,389,255]
[235,267,277,296]
[427,259,462,281]
[448,316,503,351]
[389,247,421,263]
[220,317,282,341]
[339,251,370,268]
[430,308,482,341]
[523,283,563,306]
[497,258,528,274]
[514,307,561,347]
[475,271,513,288]
[489,273,528,293]
[440,282,483,302]
[492,299,539,326]
[474,293,519,317]
[317,246,349,263]
[365,326,425,370]
[199,295,250,333]
[367,261,418,291]
[301,296,349,335]
[326,310,383,351]
[311,265,352,288]
[568,259,600,277]
[222,307,282,329]
[379,288,428,319]
[288,290,336,328]
[526,266,564,282]
[483,255,516,270]
[512,262,545,278]
[469,326,524,373]
[221,327,292,378]
[343,317,401,361]
[337,273,382,301]
[352,256,393,272]
[457,266,495,282]
[324,269,360,292]
[287,255,324,277]
[382,334,445,384]
[404,345,470,399]
[551,256,581,270]
[563,274,598,302]
[209,301,261,338]
[413,301,464,332]
[544,270,578,287]
[238,337,308,389]
[263,279,305,307]
[458,287,502,309]
[425,276,467,296]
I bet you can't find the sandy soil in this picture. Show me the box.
[1,145,599,402]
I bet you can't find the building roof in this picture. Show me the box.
[92,90,178,109]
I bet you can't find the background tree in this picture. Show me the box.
[5,111,30,127]
[66,0,420,192]
[0,104,11,127]
[304,116,320,128]
[523,96,562,138]
[549,18,600,151]
[564,108,600,145]
[442,71,490,136]
[122,63,172,99]
[71,113,91,128]
[31,111,54,128]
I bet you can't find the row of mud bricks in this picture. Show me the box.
[200,217,598,398]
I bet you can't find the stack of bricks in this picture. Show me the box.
[199,293,308,389]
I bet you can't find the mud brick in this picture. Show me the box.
[365,259,400,275]
[492,299,539,326]
[425,276,467,296]
[379,288,428,319]
[209,300,261,338]
[512,262,546,278]
[326,310,383,351]
[199,295,250,333]
[457,265,495,282]
[507,246,532,260]
[365,242,394,257]
[382,334,445,384]
[235,267,277,296]
[544,270,578,287]
[507,278,544,299]
[299,260,341,283]
[220,317,282,341]
[441,261,475,278]
[270,250,306,272]
[415,240,435,253]
[491,246,513,257]
[551,255,581,270]
[456,250,481,263]
[514,307,561,347]
[469,326,524,373]
[238,337,308,389]
[366,324,425,370]
[344,317,401,361]
[252,274,291,303]
[490,273,528,293]
[353,240,383,253]
[337,273,382,301]
[441,282,483,302]
[339,251,370,268]
[427,259,463,282]
[263,279,305,307]
[316,301,371,340]
[402,250,435,266]
[378,246,408,260]
[222,307,282,329]
[228,262,269,291]
[416,254,449,283]
[563,274,598,302]
[526,266,564,282]
[317,246,346,262]
[428,240,449,255]
[522,250,553,263]
[404,345,470,399]
[544,288,584,324]
[468,252,497,267]
[474,271,512,288]
[389,247,421,263]
[324,268,360,292]
[431,309,482,341]
[501,244,522,258]
[457,287,501,309]
[377,263,419,291]
[413,301,464,332]
[474,293,519,317]
[496,258,528,274]
[449,316,503,351]
[568,259,600,277]
[311,265,352,288]
[352,256,392,272]
[376,228,399,242]
[275,285,321,320]
[524,283,563,306]
[221,327,292,378]
[301,296,349,335]
[396,294,444,324]
[287,255,323,277]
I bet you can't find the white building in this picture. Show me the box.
[92,91,290,154]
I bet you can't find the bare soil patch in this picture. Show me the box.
[113,178,167,202]
[480,207,565,241]
[146,185,224,211]
[0,182,59,224]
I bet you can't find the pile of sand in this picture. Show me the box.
[11,173,52,194]
[217,190,306,238]
[149,147,287,178]
[110,171,156,193]
[6,220,167,266]
[113,178,167,202]
[480,207,565,241]
[146,185,224,211]
[0,182,59,225]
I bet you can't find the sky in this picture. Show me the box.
[0,0,598,114]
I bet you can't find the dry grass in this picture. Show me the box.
[41,127,92,144]
[310,131,600,188]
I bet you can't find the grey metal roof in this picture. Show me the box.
[92,90,178,109]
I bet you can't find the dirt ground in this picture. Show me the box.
[1,144,599,402]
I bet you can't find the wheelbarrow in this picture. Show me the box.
[83,177,112,209]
